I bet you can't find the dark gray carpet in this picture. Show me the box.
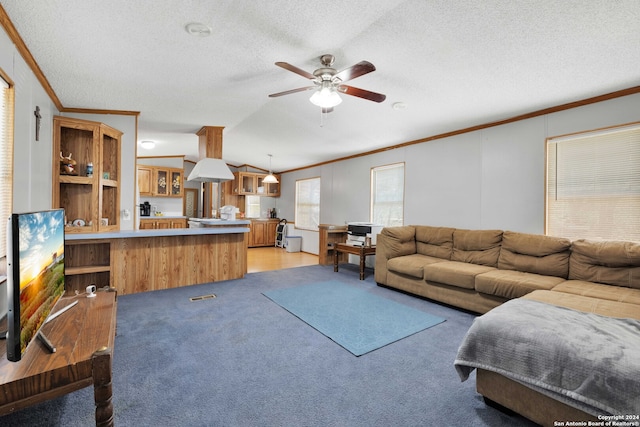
[1,264,538,426]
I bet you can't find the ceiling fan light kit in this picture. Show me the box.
[269,54,386,111]
[309,81,342,108]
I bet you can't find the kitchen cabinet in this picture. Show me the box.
[138,166,153,196]
[248,219,280,247]
[140,218,187,229]
[137,165,183,197]
[155,169,169,196]
[52,116,122,234]
[169,169,183,196]
[232,172,280,197]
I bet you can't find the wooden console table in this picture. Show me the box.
[333,243,377,280]
[0,290,117,426]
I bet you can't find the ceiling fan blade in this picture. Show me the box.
[334,61,376,82]
[338,85,386,103]
[275,62,315,80]
[269,86,315,98]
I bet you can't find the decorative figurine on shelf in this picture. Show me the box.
[86,162,93,177]
[59,152,77,175]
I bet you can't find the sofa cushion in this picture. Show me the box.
[424,261,496,290]
[475,269,566,300]
[498,231,571,278]
[552,280,640,305]
[569,239,640,289]
[451,229,503,267]
[414,225,455,260]
[387,254,445,279]
[379,226,416,258]
[523,290,640,321]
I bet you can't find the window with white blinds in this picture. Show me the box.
[546,123,640,241]
[370,162,404,227]
[0,72,14,258]
[245,195,261,218]
[295,177,320,231]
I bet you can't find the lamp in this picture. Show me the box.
[140,140,155,149]
[309,81,342,108]
[263,154,278,184]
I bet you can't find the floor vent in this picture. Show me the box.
[189,294,217,302]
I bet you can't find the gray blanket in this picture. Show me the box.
[454,298,640,415]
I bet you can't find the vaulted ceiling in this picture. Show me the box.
[3,1,639,172]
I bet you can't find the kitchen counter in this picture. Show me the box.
[64,225,249,295]
[140,215,187,219]
[188,218,251,227]
[65,226,249,240]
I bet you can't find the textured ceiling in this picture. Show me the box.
[3,0,640,172]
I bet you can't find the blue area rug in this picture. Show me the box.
[263,280,446,356]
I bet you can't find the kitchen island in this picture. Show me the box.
[65,223,250,295]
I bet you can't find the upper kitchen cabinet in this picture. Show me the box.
[53,116,122,233]
[137,165,183,198]
[169,169,183,196]
[155,168,169,196]
[258,174,280,197]
[232,172,280,197]
[137,165,153,196]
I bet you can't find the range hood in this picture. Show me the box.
[187,158,234,182]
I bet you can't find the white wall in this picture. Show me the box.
[1,25,61,316]
[279,93,640,255]
[1,26,58,214]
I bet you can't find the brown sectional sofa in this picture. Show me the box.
[374,225,640,426]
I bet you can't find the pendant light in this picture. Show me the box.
[263,154,278,184]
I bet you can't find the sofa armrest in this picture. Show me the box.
[374,226,416,285]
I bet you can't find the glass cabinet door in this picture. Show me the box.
[241,173,255,194]
[170,170,182,196]
[156,169,169,196]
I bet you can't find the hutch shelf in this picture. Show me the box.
[52,116,122,234]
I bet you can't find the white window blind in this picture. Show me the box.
[245,195,261,218]
[370,162,404,227]
[295,177,320,231]
[546,123,640,241]
[0,73,14,258]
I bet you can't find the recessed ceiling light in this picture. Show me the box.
[185,22,212,37]
[392,102,407,111]
[140,140,155,149]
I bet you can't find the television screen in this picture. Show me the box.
[6,209,65,362]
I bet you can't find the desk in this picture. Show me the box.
[0,290,117,426]
[318,224,348,265]
[333,243,377,280]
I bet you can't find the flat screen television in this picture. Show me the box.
[5,208,65,362]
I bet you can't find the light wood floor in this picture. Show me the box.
[247,247,319,273]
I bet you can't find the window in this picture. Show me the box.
[370,162,404,227]
[295,177,320,230]
[546,123,640,241]
[0,70,14,258]
[245,195,261,218]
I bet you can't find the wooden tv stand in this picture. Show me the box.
[0,290,117,426]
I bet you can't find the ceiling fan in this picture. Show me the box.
[268,54,386,112]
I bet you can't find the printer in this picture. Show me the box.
[346,222,384,246]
